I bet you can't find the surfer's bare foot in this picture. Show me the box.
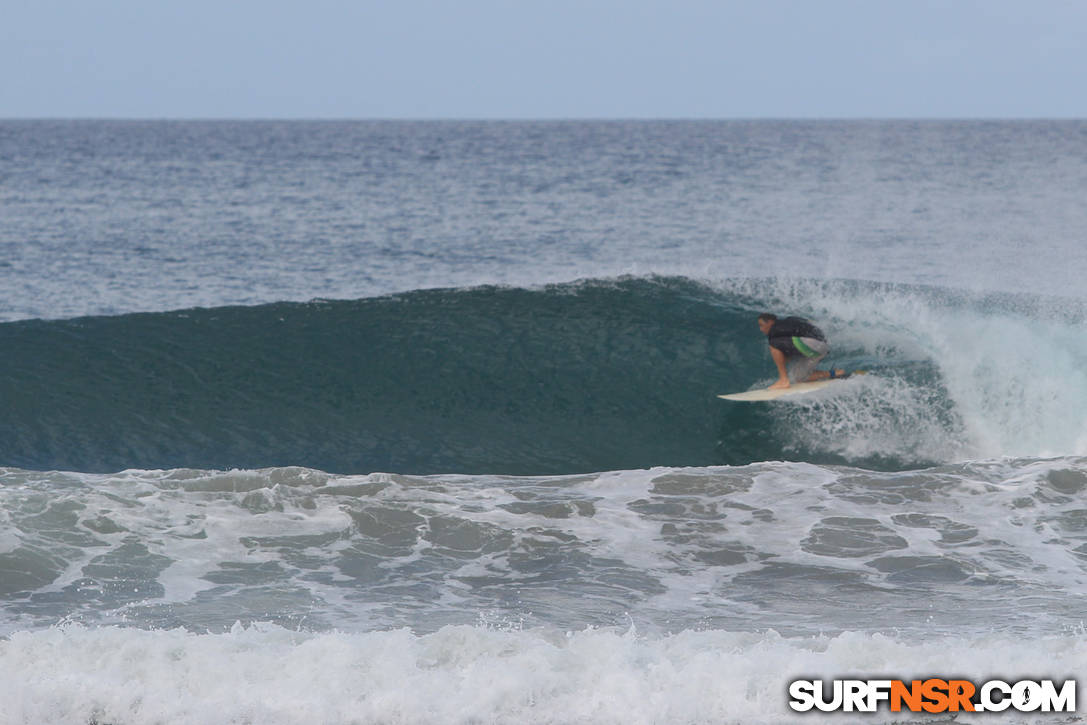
[769,379,791,389]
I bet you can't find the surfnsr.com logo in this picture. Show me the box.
[788,678,1076,714]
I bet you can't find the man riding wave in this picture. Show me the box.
[757,313,847,389]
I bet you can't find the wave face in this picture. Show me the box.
[3,275,1087,474]
[2,277,742,474]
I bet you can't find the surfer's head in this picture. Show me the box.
[757,313,777,335]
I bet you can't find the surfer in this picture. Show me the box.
[757,314,846,389]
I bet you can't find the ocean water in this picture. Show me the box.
[2,120,1087,724]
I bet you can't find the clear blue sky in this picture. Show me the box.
[4,0,1086,119]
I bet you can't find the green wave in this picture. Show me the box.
[0,276,948,474]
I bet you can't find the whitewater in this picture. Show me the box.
[2,120,1087,724]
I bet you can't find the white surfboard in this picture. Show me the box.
[718,373,864,402]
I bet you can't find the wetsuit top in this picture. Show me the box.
[767,317,825,357]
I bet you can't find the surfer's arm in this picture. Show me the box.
[768,346,790,389]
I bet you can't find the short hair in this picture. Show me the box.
[757,313,777,324]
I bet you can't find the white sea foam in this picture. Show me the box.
[2,623,1084,725]
[3,461,1087,638]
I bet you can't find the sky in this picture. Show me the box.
[3,0,1086,119]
